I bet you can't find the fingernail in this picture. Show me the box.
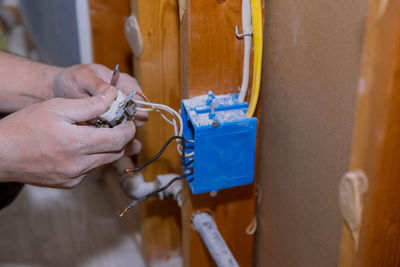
[101,86,113,97]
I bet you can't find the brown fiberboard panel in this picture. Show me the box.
[255,0,368,266]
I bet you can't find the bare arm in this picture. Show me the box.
[0,51,61,112]
[0,53,147,188]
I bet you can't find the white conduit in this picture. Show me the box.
[192,212,239,267]
[238,0,252,103]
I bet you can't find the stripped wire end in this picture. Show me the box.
[117,208,128,218]
[118,197,147,217]
[118,173,190,218]
[123,168,133,173]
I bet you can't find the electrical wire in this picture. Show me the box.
[118,173,191,217]
[123,136,188,173]
[115,89,198,217]
[246,0,263,117]
[238,0,252,103]
[134,99,183,136]
[133,99,194,158]
[117,97,196,217]
[119,135,193,217]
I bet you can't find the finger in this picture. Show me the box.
[88,65,143,97]
[74,65,111,96]
[125,139,142,156]
[81,121,136,154]
[116,73,142,96]
[83,150,126,171]
[59,176,85,189]
[88,64,114,82]
[58,86,117,122]
[134,111,148,126]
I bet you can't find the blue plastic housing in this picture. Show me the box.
[181,92,257,194]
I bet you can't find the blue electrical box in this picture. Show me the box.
[181,92,257,194]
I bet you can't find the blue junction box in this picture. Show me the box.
[181,92,258,194]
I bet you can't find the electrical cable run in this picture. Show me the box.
[118,173,191,217]
[118,136,193,217]
[122,136,190,174]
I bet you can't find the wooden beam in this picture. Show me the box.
[90,0,182,263]
[89,0,132,73]
[181,0,244,98]
[132,0,182,264]
[88,0,144,255]
[339,0,400,265]
[180,1,264,266]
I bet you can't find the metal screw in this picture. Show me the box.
[211,121,219,128]
[209,191,218,197]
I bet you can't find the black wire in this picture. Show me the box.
[145,173,189,198]
[119,135,195,217]
[184,159,194,167]
[123,136,188,173]
[118,173,191,216]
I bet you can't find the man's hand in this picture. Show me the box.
[0,87,139,188]
[52,63,147,156]
[52,64,148,125]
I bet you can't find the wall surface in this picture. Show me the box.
[256,0,368,266]
[19,0,80,66]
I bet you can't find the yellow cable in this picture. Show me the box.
[246,0,263,117]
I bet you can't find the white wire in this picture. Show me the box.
[238,0,252,103]
[136,107,177,129]
[135,107,154,112]
[133,99,193,157]
[134,100,183,135]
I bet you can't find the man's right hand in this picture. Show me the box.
[0,87,136,188]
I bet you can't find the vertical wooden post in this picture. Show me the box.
[339,0,400,266]
[180,1,263,266]
[89,0,132,73]
[131,0,182,264]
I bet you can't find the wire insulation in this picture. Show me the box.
[246,0,263,117]
[118,173,191,217]
[123,136,188,173]
[238,0,252,102]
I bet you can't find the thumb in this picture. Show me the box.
[60,86,117,122]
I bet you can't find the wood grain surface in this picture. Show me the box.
[180,1,264,266]
[89,0,132,73]
[181,0,244,98]
[339,0,400,266]
[131,0,183,264]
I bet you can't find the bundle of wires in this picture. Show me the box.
[118,98,194,217]
[118,136,193,217]
[134,99,193,158]
[246,0,263,118]
[237,0,263,117]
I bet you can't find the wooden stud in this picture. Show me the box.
[132,0,183,264]
[89,0,132,73]
[339,0,400,265]
[180,0,264,266]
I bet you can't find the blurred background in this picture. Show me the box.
[0,1,146,266]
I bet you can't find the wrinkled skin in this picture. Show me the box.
[53,63,148,125]
[0,59,147,188]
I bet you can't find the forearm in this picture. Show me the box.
[0,51,62,112]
